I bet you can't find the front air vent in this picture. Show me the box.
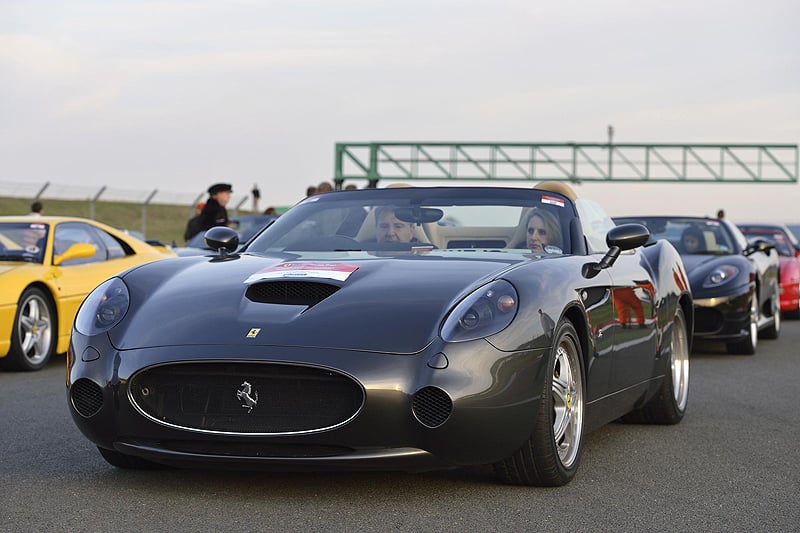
[412,386,453,428]
[246,281,340,307]
[129,362,363,434]
[71,378,103,418]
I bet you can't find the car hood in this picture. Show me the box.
[680,253,750,294]
[679,254,735,271]
[110,253,521,353]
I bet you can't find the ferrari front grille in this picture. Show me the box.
[71,378,103,418]
[129,362,363,434]
[245,281,340,306]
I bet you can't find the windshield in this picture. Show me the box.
[614,216,737,255]
[0,222,49,264]
[738,228,794,256]
[246,187,577,256]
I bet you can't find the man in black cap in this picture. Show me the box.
[184,182,233,241]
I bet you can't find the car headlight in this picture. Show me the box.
[75,277,130,335]
[441,280,518,342]
[702,265,740,288]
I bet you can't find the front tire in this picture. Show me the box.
[0,287,56,371]
[760,292,781,339]
[494,320,585,486]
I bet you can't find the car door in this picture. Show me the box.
[576,198,658,393]
[607,251,658,391]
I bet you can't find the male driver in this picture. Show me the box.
[375,207,419,243]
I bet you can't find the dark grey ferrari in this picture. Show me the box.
[67,184,692,486]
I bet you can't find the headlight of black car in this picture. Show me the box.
[75,277,130,335]
[702,265,740,288]
[441,280,518,342]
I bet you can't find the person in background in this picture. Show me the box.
[251,183,261,212]
[184,183,234,241]
[316,181,334,194]
[680,225,704,254]
[306,185,318,197]
[263,206,277,215]
[717,209,725,219]
[29,201,43,216]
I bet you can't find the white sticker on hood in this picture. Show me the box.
[244,262,359,283]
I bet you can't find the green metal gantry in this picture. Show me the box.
[334,142,798,187]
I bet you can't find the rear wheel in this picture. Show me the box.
[623,307,689,424]
[494,320,584,486]
[0,287,56,371]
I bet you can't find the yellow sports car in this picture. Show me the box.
[0,216,176,371]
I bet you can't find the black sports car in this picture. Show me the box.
[614,216,780,354]
[68,184,692,486]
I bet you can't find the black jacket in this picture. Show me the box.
[184,198,229,241]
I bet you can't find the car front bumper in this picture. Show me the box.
[691,285,753,342]
[67,333,549,471]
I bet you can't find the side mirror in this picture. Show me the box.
[54,243,96,266]
[744,238,775,256]
[204,226,240,257]
[583,224,650,278]
[607,223,651,251]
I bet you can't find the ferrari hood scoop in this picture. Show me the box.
[245,280,340,307]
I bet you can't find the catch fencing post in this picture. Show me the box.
[232,196,249,217]
[34,182,50,200]
[188,193,204,218]
[89,186,106,220]
[141,189,157,237]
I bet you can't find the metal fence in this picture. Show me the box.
[1,180,253,236]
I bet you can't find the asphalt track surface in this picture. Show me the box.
[2,323,799,532]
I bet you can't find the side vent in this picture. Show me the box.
[246,281,340,307]
[70,378,103,418]
[412,386,453,428]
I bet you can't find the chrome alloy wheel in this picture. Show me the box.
[773,302,781,332]
[748,295,758,352]
[552,337,584,468]
[17,292,53,366]
[670,308,690,411]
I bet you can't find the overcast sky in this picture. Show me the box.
[1,0,798,220]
